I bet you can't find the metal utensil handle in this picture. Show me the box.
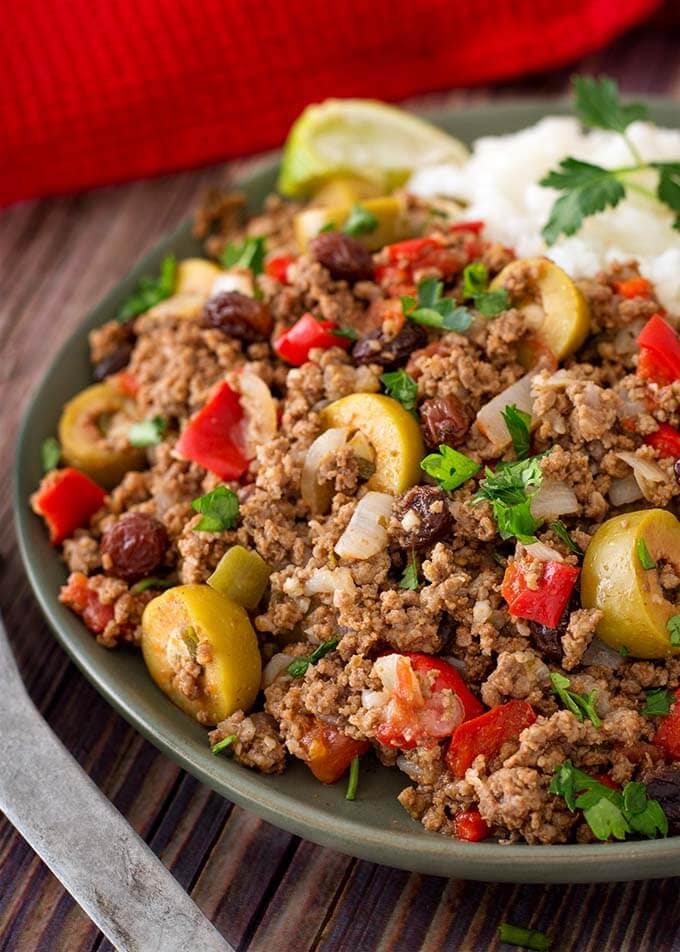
[0,619,231,952]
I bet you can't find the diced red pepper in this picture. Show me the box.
[637,314,680,385]
[60,571,114,634]
[614,276,652,299]
[273,312,352,366]
[265,254,296,285]
[446,700,537,778]
[383,237,441,263]
[501,560,580,629]
[299,718,369,783]
[593,774,620,791]
[637,347,677,387]
[449,220,485,234]
[377,235,464,291]
[31,467,106,545]
[645,423,680,459]
[403,653,485,721]
[175,380,249,480]
[454,809,490,841]
[653,688,680,761]
[110,370,139,397]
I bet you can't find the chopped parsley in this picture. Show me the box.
[129,577,175,595]
[462,262,509,316]
[220,235,266,274]
[128,415,167,447]
[550,672,601,727]
[421,444,480,491]
[472,455,545,543]
[342,203,378,237]
[642,688,672,717]
[501,403,532,459]
[381,369,418,413]
[637,537,657,570]
[550,760,668,841]
[399,551,419,590]
[668,615,680,647]
[41,436,61,473]
[402,277,472,332]
[331,326,359,341]
[191,485,240,532]
[117,254,176,323]
[619,644,630,657]
[211,734,237,756]
[287,638,340,678]
[549,520,583,556]
[345,755,360,801]
[498,923,551,951]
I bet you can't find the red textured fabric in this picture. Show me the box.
[0,0,660,206]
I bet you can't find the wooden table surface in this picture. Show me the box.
[2,12,680,951]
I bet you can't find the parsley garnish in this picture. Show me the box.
[550,672,601,727]
[345,755,361,801]
[498,923,551,951]
[342,203,378,237]
[549,520,583,556]
[41,436,61,473]
[550,760,668,841]
[399,551,419,590]
[421,444,480,491]
[381,369,418,413]
[128,415,167,447]
[668,615,680,647]
[619,644,630,657]
[220,235,266,274]
[129,577,175,595]
[540,76,680,243]
[211,734,237,755]
[637,538,657,570]
[501,403,532,459]
[642,688,672,717]
[331,326,359,341]
[191,485,240,532]
[402,277,472,332]
[472,456,544,543]
[462,262,509,317]
[287,638,340,678]
[117,254,176,323]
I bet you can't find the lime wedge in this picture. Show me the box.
[278,99,468,198]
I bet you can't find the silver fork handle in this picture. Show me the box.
[0,620,231,952]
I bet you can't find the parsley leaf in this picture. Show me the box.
[572,75,648,135]
[624,786,668,838]
[549,520,583,556]
[540,159,626,245]
[128,415,167,447]
[220,235,266,274]
[462,262,509,317]
[403,277,473,332]
[117,254,176,323]
[637,537,657,570]
[381,369,418,413]
[550,672,601,727]
[501,403,532,459]
[191,485,240,532]
[421,444,480,491]
[642,688,672,717]
[41,436,61,473]
[667,614,680,647]
[211,734,237,756]
[472,456,544,543]
[331,326,359,341]
[498,923,551,951]
[583,796,630,842]
[343,203,378,237]
[653,161,680,230]
[129,577,175,595]
[399,551,419,590]
[287,638,339,677]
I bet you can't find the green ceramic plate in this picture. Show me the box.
[14,102,680,883]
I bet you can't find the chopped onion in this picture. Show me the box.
[472,599,492,625]
[523,540,565,563]
[616,451,666,500]
[304,567,356,603]
[361,688,388,709]
[581,637,623,670]
[261,652,294,688]
[476,373,535,448]
[609,474,644,507]
[233,369,277,458]
[335,491,394,560]
[300,428,348,513]
[210,268,254,298]
[530,479,579,520]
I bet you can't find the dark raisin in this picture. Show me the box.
[528,592,579,662]
[437,613,457,653]
[393,485,452,548]
[644,766,680,834]
[674,459,680,485]
[100,512,169,582]
[420,394,471,449]
[352,323,427,367]
[93,342,134,381]
[309,232,374,283]
[203,291,273,342]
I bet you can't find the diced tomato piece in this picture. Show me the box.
[501,560,580,629]
[637,347,677,386]
[593,774,620,791]
[637,315,680,384]
[300,719,369,783]
[265,254,296,285]
[454,809,490,841]
[403,653,485,721]
[60,572,114,634]
[384,237,441,264]
[110,370,139,397]
[449,221,485,234]
[614,276,652,299]
[274,312,352,366]
[175,381,249,480]
[31,468,106,545]
[653,688,680,761]
[645,423,680,459]
[446,700,537,778]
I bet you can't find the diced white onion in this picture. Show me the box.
[524,541,564,563]
[234,369,278,458]
[609,474,644,507]
[261,653,294,688]
[300,428,349,514]
[361,688,389,709]
[530,479,579,520]
[304,567,356,599]
[616,451,666,500]
[472,599,492,625]
[476,373,535,448]
[581,637,623,670]
[335,492,394,560]
[372,653,401,694]
[210,269,254,298]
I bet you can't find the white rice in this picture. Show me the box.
[408,116,680,313]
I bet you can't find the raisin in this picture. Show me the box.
[393,485,452,547]
[352,323,427,367]
[528,592,580,662]
[420,395,471,449]
[674,459,680,485]
[309,232,374,283]
[644,766,680,834]
[203,291,273,342]
[93,342,134,381]
[100,512,168,582]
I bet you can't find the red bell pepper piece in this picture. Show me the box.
[454,809,490,841]
[265,254,296,285]
[645,423,680,459]
[637,347,677,387]
[378,236,463,286]
[60,572,114,634]
[32,467,106,545]
[449,220,485,234]
[274,312,352,366]
[175,380,249,480]
[446,700,537,778]
[403,653,485,721]
[501,559,579,629]
[637,314,680,385]
[384,237,441,263]
[653,688,680,761]
[593,774,620,791]
[614,276,652,299]
[299,718,369,783]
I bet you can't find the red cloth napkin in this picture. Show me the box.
[0,0,660,206]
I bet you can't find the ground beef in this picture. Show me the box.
[209,710,287,774]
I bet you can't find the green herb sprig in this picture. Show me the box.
[550,672,601,727]
[498,923,551,951]
[462,262,509,316]
[668,615,680,647]
[501,403,531,459]
[191,485,240,532]
[381,369,418,413]
[220,235,266,273]
[421,444,480,491]
[117,255,176,323]
[402,277,472,332]
[211,734,237,756]
[128,415,167,447]
[41,436,61,473]
[549,520,583,556]
[399,551,419,590]
[343,203,378,237]
[637,537,657,570]
[345,755,361,801]
[287,638,340,678]
[472,455,545,543]
[642,688,672,717]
